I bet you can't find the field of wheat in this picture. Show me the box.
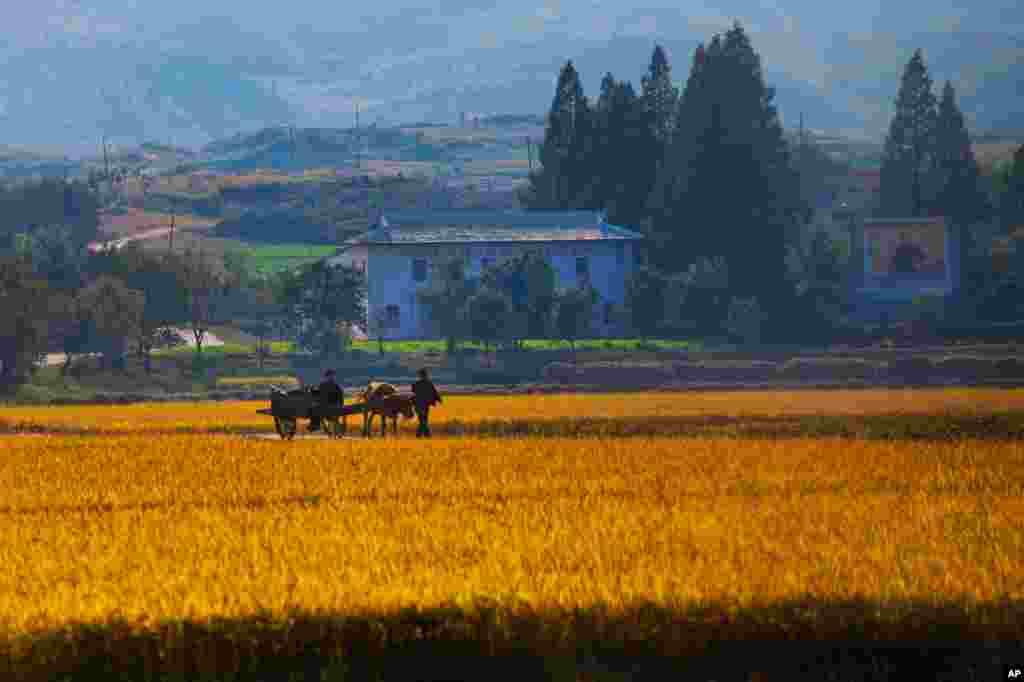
[1,389,1022,680]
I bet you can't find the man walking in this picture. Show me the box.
[411,368,442,438]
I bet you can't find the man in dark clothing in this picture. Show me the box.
[310,369,343,432]
[411,368,442,438]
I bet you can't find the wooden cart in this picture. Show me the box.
[257,386,371,440]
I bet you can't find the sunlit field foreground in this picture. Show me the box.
[1,391,1023,680]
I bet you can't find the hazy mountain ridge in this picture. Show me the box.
[0,12,1020,154]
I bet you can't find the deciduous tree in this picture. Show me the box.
[555,285,599,359]
[0,256,54,384]
[416,257,477,354]
[77,275,145,371]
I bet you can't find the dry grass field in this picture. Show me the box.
[1,389,1022,680]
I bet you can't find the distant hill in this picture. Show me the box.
[1,11,1020,153]
[480,114,545,127]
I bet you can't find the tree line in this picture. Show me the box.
[519,24,1024,339]
[0,179,369,385]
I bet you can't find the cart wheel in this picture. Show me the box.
[274,416,297,440]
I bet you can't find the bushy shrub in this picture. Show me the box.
[777,357,878,382]
[931,356,998,381]
[724,297,764,346]
[885,356,935,383]
[995,357,1024,378]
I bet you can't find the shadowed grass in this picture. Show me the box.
[4,600,1021,681]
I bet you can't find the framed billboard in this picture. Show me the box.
[862,218,950,287]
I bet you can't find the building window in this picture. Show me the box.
[604,302,614,325]
[385,304,400,329]
[481,257,493,270]
[615,243,624,267]
[576,256,589,277]
[412,258,427,282]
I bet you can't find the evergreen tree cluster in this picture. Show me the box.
[879,50,990,226]
[525,23,807,339]
[523,45,679,230]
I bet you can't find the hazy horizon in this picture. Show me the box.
[2,2,1021,154]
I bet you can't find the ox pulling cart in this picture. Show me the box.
[257,386,371,440]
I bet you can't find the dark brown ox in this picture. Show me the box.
[362,393,415,437]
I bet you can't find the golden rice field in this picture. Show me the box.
[1,389,1022,680]
[2,387,1024,437]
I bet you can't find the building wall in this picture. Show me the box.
[365,240,639,339]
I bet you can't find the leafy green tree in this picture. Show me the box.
[417,257,477,354]
[786,228,847,341]
[177,249,227,362]
[0,179,98,254]
[77,275,145,371]
[520,251,558,339]
[725,297,764,346]
[0,256,55,384]
[115,247,188,373]
[478,250,557,348]
[879,49,939,217]
[466,288,509,354]
[624,266,666,342]
[666,256,730,336]
[555,285,599,358]
[276,259,365,361]
[27,224,86,291]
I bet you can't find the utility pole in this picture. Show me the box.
[526,136,534,172]
[168,210,176,253]
[798,112,806,164]
[102,136,110,179]
[355,102,361,170]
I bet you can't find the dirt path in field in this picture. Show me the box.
[87,227,174,253]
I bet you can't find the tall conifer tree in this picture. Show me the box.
[1004,144,1024,232]
[638,46,680,236]
[641,46,679,151]
[932,81,989,223]
[646,42,712,261]
[648,23,803,318]
[592,73,647,226]
[524,60,591,210]
[879,49,938,217]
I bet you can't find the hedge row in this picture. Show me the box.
[542,356,1024,385]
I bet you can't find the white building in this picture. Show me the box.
[327,209,644,340]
